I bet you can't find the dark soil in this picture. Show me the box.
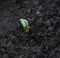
[0,0,60,58]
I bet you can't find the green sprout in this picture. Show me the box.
[19,19,30,32]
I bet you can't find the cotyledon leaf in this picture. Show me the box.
[19,19,30,32]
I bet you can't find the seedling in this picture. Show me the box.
[19,19,30,32]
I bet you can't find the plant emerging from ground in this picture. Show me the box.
[19,19,30,33]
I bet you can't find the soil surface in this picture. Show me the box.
[0,0,60,58]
